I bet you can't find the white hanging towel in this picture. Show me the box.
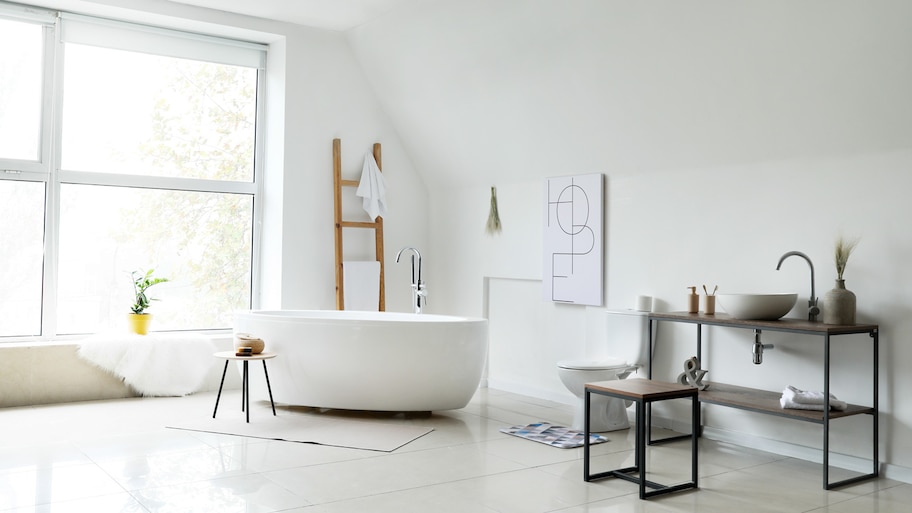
[779,385,847,411]
[343,261,381,311]
[356,152,388,220]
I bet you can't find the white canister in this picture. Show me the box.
[635,295,653,312]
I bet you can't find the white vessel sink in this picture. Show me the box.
[716,293,798,320]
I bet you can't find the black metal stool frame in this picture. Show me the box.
[583,385,699,499]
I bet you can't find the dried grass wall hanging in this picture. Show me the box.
[486,186,502,235]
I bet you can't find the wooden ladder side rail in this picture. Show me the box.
[333,138,385,311]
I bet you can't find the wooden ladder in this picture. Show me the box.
[333,138,385,311]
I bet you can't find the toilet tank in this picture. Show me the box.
[605,309,652,366]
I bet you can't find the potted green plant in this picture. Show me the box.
[128,269,169,335]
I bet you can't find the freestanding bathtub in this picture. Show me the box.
[233,310,489,412]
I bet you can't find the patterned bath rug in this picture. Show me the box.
[500,422,608,449]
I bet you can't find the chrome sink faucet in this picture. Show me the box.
[776,250,819,322]
[396,246,427,313]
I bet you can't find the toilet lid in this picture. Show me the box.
[558,357,629,370]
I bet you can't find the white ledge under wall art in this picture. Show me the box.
[542,173,604,306]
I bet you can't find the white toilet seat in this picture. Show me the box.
[557,357,628,371]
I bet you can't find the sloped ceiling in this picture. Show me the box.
[347,0,912,187]
[168,1,912,188]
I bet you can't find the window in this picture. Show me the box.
[56,185,253,333]
[0,8,265,338]
[0,181,45,336]
[0,17,43,161]
[60,44,257,181]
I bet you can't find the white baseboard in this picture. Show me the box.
[647,412,912,485]
[487,378,575,406]
[701,426,872,473]
[882,462,912,484]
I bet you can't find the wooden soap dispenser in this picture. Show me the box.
[687,286,699,313]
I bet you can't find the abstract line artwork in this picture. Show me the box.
[543,174,603,305]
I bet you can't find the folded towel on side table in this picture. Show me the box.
[780,385,847,411]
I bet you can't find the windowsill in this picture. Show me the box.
[1,329,233,347]
[0,330,237,408]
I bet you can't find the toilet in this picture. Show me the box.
[557,309,652,432]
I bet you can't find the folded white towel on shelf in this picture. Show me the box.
[356,152,387,220]
[779,385,847,411]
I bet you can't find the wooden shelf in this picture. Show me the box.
[649,312,878,336]
[698,383,875,424]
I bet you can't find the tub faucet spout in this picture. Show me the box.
[396,247,426,313]
[776,250,819,322]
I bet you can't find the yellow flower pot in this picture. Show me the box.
[127,313,153,335]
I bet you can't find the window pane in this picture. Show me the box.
[57,184,252,334]
[0,19,43,161]
[0,181,45,337]
[61,44,257,181]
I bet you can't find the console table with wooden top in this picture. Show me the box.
[647,311,878,490]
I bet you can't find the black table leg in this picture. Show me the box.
[241,360,247,412]
[212,360,229,418]
[244,361,250,423]
[263,360,276,416]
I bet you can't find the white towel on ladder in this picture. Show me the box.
[356,152,388,220]
[343,261,381,311]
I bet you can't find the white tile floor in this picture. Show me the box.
[0,388,904,512]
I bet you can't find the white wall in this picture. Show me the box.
[349,0,912,478]
[263,26,429,313]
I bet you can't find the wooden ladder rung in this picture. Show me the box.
[340,221,379,229]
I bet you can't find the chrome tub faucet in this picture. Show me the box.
[396,247,427,314]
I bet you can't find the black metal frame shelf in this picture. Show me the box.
[647,312,879,490]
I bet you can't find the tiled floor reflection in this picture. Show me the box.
[0,388,905,512]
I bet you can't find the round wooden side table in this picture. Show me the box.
[212,351,277,423]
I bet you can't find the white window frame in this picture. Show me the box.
[0,4,266,340]
[0,4,55,175]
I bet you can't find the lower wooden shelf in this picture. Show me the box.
[698,383,875,424]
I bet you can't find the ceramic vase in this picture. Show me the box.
[823,279,856,325]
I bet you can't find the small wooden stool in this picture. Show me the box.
[584,379,699,499]
[212,351,277,423]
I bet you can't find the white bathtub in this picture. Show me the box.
[233,310,489,412]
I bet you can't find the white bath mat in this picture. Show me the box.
[500,422,608,449]
[169,410,433,452]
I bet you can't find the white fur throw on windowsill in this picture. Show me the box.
[77,332,217,397]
